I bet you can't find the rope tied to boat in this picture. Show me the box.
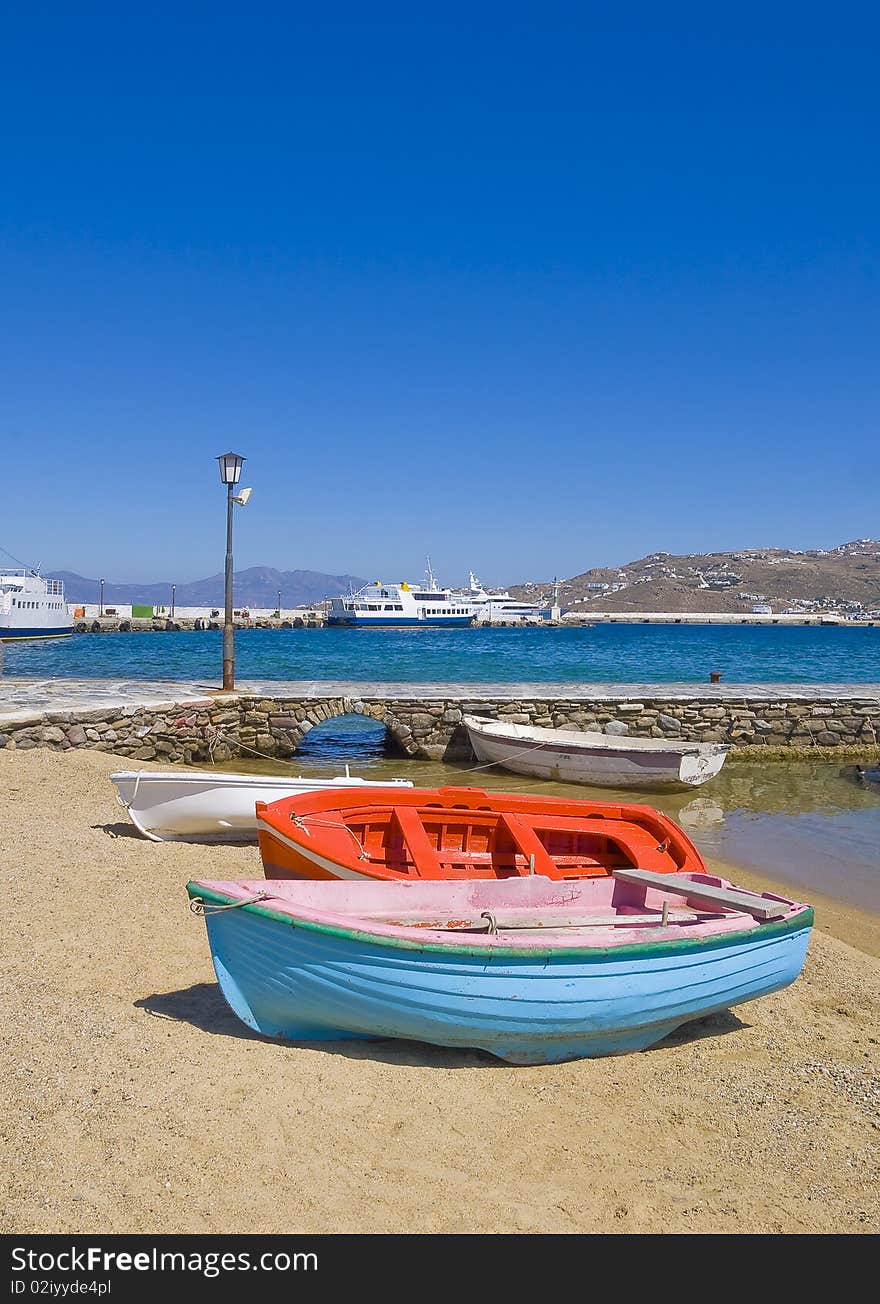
[115,769,145,812]
[210,725,568,775]
[803,718,819,748]
[288,813,371,861]
[459,740,562,774]
[190,889,270,916]
[115,771,166,842]
[208,729,308,765]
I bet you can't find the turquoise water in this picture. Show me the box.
[3,623,879,682]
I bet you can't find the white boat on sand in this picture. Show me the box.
[463,716,729,791]
[111,768,414,842]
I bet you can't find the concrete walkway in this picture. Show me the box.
[0,676,878,725]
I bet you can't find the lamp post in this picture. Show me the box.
[171,584,176,618]
[277,588,282,619]
[216,452,246,691]
[99,578,104,618]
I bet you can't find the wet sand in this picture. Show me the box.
[2,747,878,1234]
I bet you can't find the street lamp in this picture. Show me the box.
[99,578,104,618]
[277,588,282,618]
[216,452,250,691]
[171,584,176,618]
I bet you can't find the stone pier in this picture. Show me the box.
[0,679,877,763]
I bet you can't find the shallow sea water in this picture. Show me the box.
[221,714,880,913]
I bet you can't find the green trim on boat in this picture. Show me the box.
[186,882,814,962]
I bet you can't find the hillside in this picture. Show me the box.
[45,540,880,616]
[48,567,367,608]
[511,539,880,618]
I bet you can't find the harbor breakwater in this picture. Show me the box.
[1,684,878,762]
[74,616,326,632]
[72,616,572,632]
[66,614,880,632]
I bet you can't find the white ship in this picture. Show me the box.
[328,561,475,627]
[459,572,543,623]
[0,568,73,640]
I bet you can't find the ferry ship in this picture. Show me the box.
[0,569,73,640]
[328,563,475,627]
[459,571,543,623]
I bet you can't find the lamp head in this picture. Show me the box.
[234,486,253,506]
[217,452,245,485]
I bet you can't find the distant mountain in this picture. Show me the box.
[510,539,880,617]
[48,566,367,608]
[49,539,880,616]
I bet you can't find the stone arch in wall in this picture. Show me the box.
[272,697,419,758]
[338,699,419,756]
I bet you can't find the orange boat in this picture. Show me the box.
[255,786,706,883]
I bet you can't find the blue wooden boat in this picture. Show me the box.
[186,872,813,1064]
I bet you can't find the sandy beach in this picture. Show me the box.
[2,746,878,1235]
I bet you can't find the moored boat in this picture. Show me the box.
[454,571,543,623]
[0,567,72,641]
[186,871,813,1063]
[255,784,706,881]
[327,561,475,627]
[111,768,414,842]
[463,715,729,790]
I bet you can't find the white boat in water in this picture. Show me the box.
[327,561,475,627]
[327,559,548,627]
[0,567,72,641]
[456,572,543,623]
[463,715,729,790]
[111,768,414,842]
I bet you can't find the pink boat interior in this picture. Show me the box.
[192,873,809,951]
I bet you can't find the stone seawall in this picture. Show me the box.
[72,616,325,633]
[1,691,878,763]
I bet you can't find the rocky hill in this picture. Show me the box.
[49,567,367,609]
[511,539,880,618]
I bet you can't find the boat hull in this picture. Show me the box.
[258,824,400,880]
[465,720,728,790]
[256,784,708,881]
[111,771,413,842]
[189,881,812,1064]
[326,615,473,627]
[0,625,73,641]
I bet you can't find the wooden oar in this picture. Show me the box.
[611,869,792,920]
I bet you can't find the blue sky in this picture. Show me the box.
[1,3,877,586]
